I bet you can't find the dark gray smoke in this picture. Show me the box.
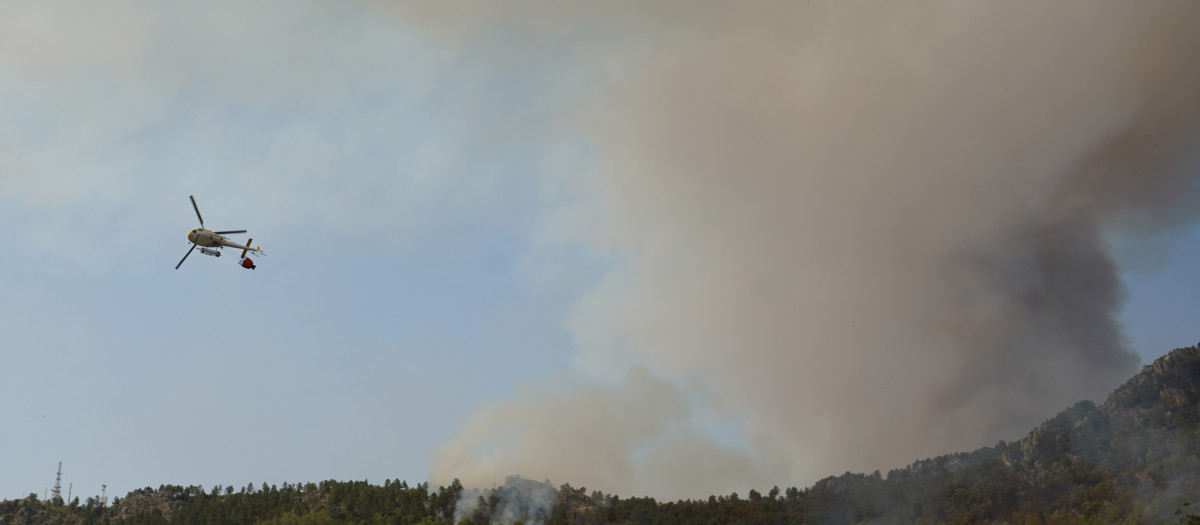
[426,0,1200,498]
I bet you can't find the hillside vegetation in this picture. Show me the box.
[4,345,1199,525]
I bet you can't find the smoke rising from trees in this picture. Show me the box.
[423,1,1200,499]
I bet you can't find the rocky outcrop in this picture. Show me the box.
[109,492,184,522]
[1104,345,1200,415]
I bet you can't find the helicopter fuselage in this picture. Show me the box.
[188,229,256,252]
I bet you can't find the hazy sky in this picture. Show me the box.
[2,1,1199,503]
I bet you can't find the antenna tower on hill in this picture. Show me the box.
[51,462,63,502]
[101,484,108,507]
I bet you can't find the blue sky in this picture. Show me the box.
[1119,221,1200,360]
[2,1,1198,503]
[0,1,592,500]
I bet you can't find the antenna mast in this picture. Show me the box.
[51,462,63,503]
[101,484,108,507]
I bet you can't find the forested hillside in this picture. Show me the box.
[4,346,1199,525]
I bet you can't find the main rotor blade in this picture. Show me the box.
[214,230,247,235]
[190,195,204,228]
[175,244,197,270]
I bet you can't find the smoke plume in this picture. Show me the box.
[425,1,1200,498]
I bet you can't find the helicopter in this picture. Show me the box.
[176,195,264,270]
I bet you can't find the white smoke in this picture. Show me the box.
[454,476,558,525]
